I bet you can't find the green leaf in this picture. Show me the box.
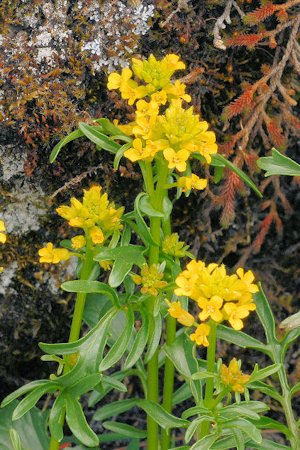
[219,405,260,421]
[133,193,159,246]
[97,118,131,139]
[9,430,22,450]
[232,429,245,450]
[68,373,103,398]
[164,333,199,379]
[50,129,84,163]
[291,381,300,397]
[217,324,268,353]
[94,245,146,288]
[144,313,162,363]
[101,375,128,393]
[61,280,120,307]
[65,396,98,447]
[248,439,291,449]
[1,380,52,408]
[182,405,211,420]
[93,399,136,421]
[173,383,192,406]
[248,381,282,402]
[99,307,135,371]
[254,286,279,348]
[139,194,165,218]
[223,418,262,443]
[214,165,224,183]
[223,401,269,415]
[185,416,214,443]
[12,385,58,421]
[136,399,189,431]
[78,123,120,153]
[253,416,291,437]
[257,148,300,177]
[0,401,49,450]
[212,154,262,198]
[282,327,300,356]
[250,363,281,382]
[124,310,150,369]
[211,436,242,449]
[102,422,147,439]
[190,433,219,450]
[280,310,300,331]
[114,142,132,170]
[191,371,216,380]
[49,395,65,442]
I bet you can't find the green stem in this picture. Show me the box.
[199,320,217,439]
[145,160,170,450]
[48,239,94,450]
[277,362,300,449]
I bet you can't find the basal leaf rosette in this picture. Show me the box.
[38,185,123,264]
[107,53,218,183]
[167,260,259,346]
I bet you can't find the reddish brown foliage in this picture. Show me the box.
[226,33,265,47]
[244,2,276,25]
[266,119,287,149]
[220,170,243,228]
[223,89,254,120]
[252,213,274,253]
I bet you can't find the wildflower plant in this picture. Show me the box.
[1,54,300,450]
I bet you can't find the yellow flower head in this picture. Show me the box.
[71,235,86,249]
[131,54,185,93]
[162,233,188,258]
[220,358,251,393]
[177,174,207,192]
[107,68,147,105]
[190,323,210,347]
[0,220,7,244]
[132,263,167,296]
[166,299,194,327]
[151,90,167,105]
[38,243,70,264]
[124,138,158,162]
[222,302,253,331]
[163,80,191,102]
[89,226,104,245]
[56,186,123,239]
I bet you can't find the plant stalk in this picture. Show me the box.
[48,239,94,450]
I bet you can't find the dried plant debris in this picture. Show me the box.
[0,0,155,153]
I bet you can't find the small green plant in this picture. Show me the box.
[1,54,299,450]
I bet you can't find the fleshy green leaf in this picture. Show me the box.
[249,363,281,382]
[139,194,165,218]
[222,418,262,443]
[185,416,214,443]
[49,395,65,442]
[248,381,282,402]
[255,286,280,350]
[291,381,300,397]
[78,123,120,153]
[124,310,150,369]
[144,313,162,363]
[173,383,192,406]
[136,399,189,431]
[190,433,219,450]
[97,118,131,139]
[217,325,269,354]
[257,148,300,177]
[12,385,58,421]
[163,333,199,379]
[93,399,136,421]
[99,307,135,371]
[182,406,212,420]
[50,129,84,163]
[65,396,98,447]
[102,422,147,439]
[253,416,291,437]
[94,245,146,288]
[9,430,22,450]
[1,380,51,408]
[62,280,120,307]
[114,143,132,170]
[248,439,291,449]
[191,371,216,380]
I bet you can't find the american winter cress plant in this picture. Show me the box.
[1,54,299,450]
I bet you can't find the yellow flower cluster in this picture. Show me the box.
[220,358,251,393]
[56,185,123,245]
[108,54,217,172]
[132,263,168,296]
[162,233,189,258]
[167,261,258,346]
[0,220,6,273]
[177,174,207,192]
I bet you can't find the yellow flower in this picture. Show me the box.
[163,80,191,102]
[198,295,224,322]
[124,138,157,162]
[151,90,167,105]
[166,300,194,327]
[136,99,159,118]
[107,68,146,105]
[162,233,188,257]
[236,268,259,294]
[89,226,104,244]
[38,243,70,264]
[0,220,7,244]
[0,266,3,273]
[71,235,86,249]
[222,302,252,330]
[177,174,207,192]
[99,260,113,271]
[132,264,167,296]
[190,323,210,347]
[163,148,190,172]
[220,358,251,393]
